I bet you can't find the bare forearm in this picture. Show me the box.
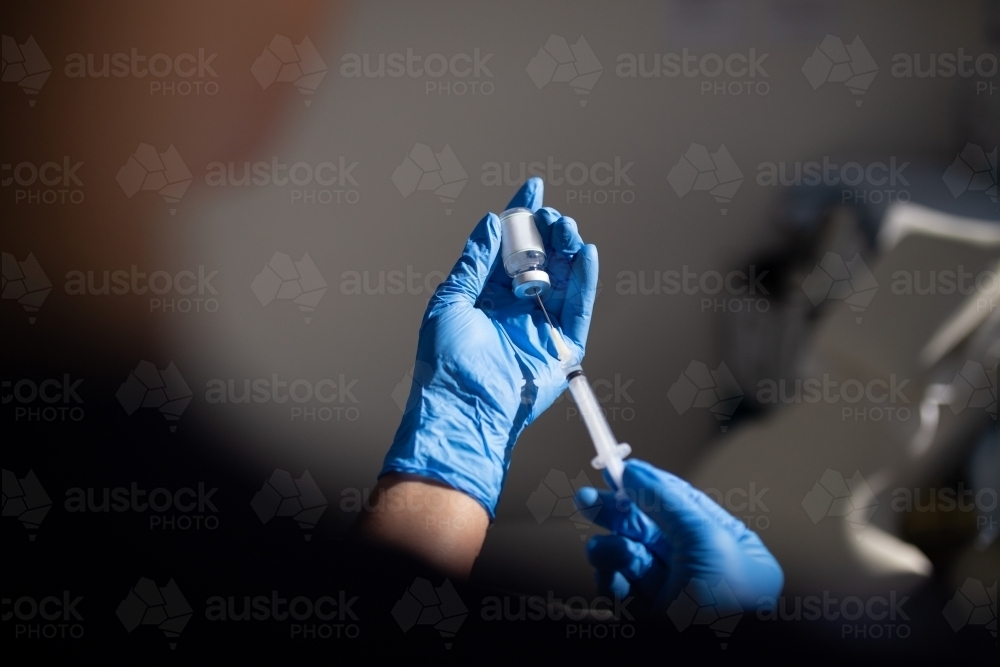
[352,474,489,579]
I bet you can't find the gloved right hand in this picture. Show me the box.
[381,178,599,519]
[574,459,783,612]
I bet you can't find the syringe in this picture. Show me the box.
[535,293,631,491]
[496,206,630,490]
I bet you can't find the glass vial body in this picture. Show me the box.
[498,207,551,298]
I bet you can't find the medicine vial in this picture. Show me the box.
[498,207,550,298]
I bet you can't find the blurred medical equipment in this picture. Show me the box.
[693,201,999,606]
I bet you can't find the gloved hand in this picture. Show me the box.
[381,177,599,518]
[574,459,783,611]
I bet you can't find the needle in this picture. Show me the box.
[535,290,556,330]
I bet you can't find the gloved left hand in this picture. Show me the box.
[574,459,784,612]
[380,178,599,518]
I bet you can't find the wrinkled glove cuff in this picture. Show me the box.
[379,381,517,519]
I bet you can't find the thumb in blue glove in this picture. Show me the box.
[574,459,783,614]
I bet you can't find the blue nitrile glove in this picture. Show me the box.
[574,459,783,611]
[381,177,599,517]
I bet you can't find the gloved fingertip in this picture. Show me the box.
[557,215,579,231]
[524,175,543,206]
[536,206,561,222]
[577,243,599,277]
[621,460,673,501]
[553,216,583,255]
[608,571,632,599]
[574,486,600,510]
[467,211,497,246]
[506,177,544,212]
[622,459,665,486]
[485,211,501,239]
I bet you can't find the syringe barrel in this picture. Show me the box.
[566,368,625,489]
